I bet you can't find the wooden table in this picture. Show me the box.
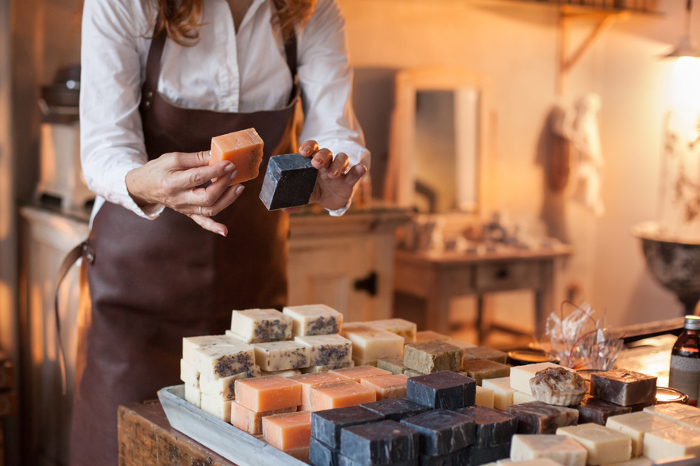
[394,246,572,341]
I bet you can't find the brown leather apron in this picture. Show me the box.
[69,23,299,465]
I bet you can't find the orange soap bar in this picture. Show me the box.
[289,373,350,410]
[262,411,312,451]
[234,376,301,412]
[330,366,392,383]
[231,401,297,435]
[210,128,264,184]
[309,381,377,411]
[360,374,408,401]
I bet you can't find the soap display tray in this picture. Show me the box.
[158,385,306,466]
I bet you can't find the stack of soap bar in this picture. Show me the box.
[360,374,408,401]
[510,434,587,465]
[199,366,260,401]
[260,153,318,211]
[414,331,451,343]
[303,361,354,374]
[231,401,296,435]
[557,423,632,465]
[605,411,676,457]
[263,411,312,459]
[311,405,384,448]
[251,341,310,371]
[574,395,631,425]
[455,406,518,449]
[228,308,292,343]
[509,363,561,396]
[310,381,377,411]
[180,359,202,407]
[193,341,256,379]
[461,360,511,386]
[463,347,508,364]
[296,334,352,367]
[401,409,475,456]
[235,375,302,412]
[182,334,242,363]
[345,328,404,366]
[360,398,431,422]
[210,128,264,184]
[201,393,233,422]
[283,304,343,336]
[590,370,657,407]
[289,372,350,410]
[377,357,406,375]
[310,436,340,466]
[643,426,700,462]
[340,420,419,465]
[483,377,516,412]
[507,401,578,434]
[404,341,465,374]
[407,371,476,410]
[369,318,418,343]
[643,402,700,422]
[476,386,495,409]
[330,365,392,383]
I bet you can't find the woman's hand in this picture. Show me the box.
[282,140,367,214]
[125,151,245,236]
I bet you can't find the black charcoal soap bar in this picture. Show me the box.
[310,436,339,466]
[401,409,475,456]
[419,452,454,466]
[407,371,477,410]
[454,406,518,448]
[312,405,384,448]
[260,153,318,210]
[338,456,419,466]
[466,442,511,466]
[361,398,431,422]
[340,420,419,465]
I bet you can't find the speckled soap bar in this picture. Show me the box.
[455,406,518,448]
[182,335,241,363]
[590,370,657,407]
[401,409,475,456]
[377,357,406,375]
[192,341,256,379]
[296,334,352,367]
[180,358,200,388]
[407,371,477,410]
[340,419,419,465]
[507,401,579,434]
[251,341,310,371]
[302,361,354,374]
[360,398,431,422]
[462,347,508,364]
[228,308,292,343]
[574,395,631,425]
[260,153,318,210]
[311,405,384,448]
[460,360,511,386]
[199,365,261,400]
[283,304,343,336]
[404,341,465,374]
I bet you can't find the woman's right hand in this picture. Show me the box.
[125,151,244,237]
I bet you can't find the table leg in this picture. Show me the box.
[476,294,486,345]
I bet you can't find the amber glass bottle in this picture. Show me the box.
[669,316,700,406]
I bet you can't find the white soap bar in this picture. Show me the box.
[180,358,200,388]
[605,459,652,466]
[252,341,310,371]
[557,423,632,465]
[229,308,292,343]
[182,335,240,363]
[513,391,537,405]
[345,328,404,362]
[643,426,700,462]
[338,322,375,338]
[201,392,232,422]
[510,363,561,396]
[483,377,516,411]
[295,334,352,366]
[499,460,565,466]
[185,384,201,408]
[260,369,302,377]
[448,339,477,349]
[510,434,587,466]
[643,403,700,422]
[199,365,261,400]
[606,411,677,457]
[368,318,418,343]
[282,304,343,336]
[193,342,256,379]
[678,416,700,433]
[476,386,495,409]
[301,360,355,374]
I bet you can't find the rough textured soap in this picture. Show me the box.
[414,331,452,343]
[360,374,408,401]
[642,426,700,462]
[193,342,256,379]
[200,392,232,422]
[234,375,302,412]
[252,341,310,371]
[463,347,508,364]
[510,434,587,466]
[303,361,355,374]
[199,365,261,400]
[346,328,405,363]
[455,406,518,449]
[231,402,297,435]
[461,360,511,386]
[404,341,465,374]
[310,436,339,466]
[643,402,700,421]
[404,369,426,378]
[182,334,241,363]
[260,153,318,210]
[309,381,377,411]
[476,386,495,409]
[590,370,657,407]
[557,423,632,465]
[482,377,516,412]
[296,334,352,367]
[377,357,406,375]
[330,366,392,383]
[507,401,579,434]
[467,442,512,465]
[605,411,677,457]
[370,318,418,343]
[407,371,477,410]
[289,372,350,409]
[574,395,631,426]
[263,411,312,451]
[283,304,343,336]
[311,405,384,448]
[360,398,431,422]
[210,128,264,184]
[229,308,293,343]
[340,419,420,465]
[401,409,475,456]
[509,363,561,396]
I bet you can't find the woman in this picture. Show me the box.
[74,0,368,463]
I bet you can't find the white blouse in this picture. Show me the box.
[80,0,369,222]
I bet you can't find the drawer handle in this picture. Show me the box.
[354,272,378,297]
[496,268,509,279]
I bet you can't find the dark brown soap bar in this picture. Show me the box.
[260,153,318,211]
[574,395,632,425]
[590,370,657,407]
[400,409,475,456]
[462,347,508,364]
[455,406,518,448]
[340,420,419,465]
[460,360,510,386]
[630,400,655,412]
[507,401,578,434]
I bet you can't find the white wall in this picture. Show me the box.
[339,0,689,328]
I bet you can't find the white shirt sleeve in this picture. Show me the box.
[80,0,165,219]
[297,0,371,216]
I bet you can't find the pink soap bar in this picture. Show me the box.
[210,128,264,185]
[234,376,302,412]
[360,374,409,401]
[263,411,312,451]
[330,366,392,383]
[231,401,297,435]
[309,381,377,411]
[289,373,350,410]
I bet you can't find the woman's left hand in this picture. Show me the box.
[282,140,367,214]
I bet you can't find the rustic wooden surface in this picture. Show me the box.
[118,400,237,466]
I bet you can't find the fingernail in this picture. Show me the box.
[219,230,227,237]
[225,163,235,172]
[236,185,245,195]
[333,169,340,177]
[230,170,238,180]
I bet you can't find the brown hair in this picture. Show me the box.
[152,0,316,46]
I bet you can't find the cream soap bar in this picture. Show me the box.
[338,322,374,338]
[252,341,310,371]
[643,426,700,462]
[302,360,354,374]
[510,434,587,466]
[377,357,406,375]
[346,328,404,362]
[295,334,352,367]
[283,304,343,336]
[180,358,200,388]
[259,369,301,378]
[510,362,561,396]
[200,365,261,400]
[201,392,232,422]
[369,318,418,343]
[513,391,536,405]
[605,412,676,457]
[557,423,632,465]
[643,403,700,422]
[192,342,256,379]
[185,384,201,408]
[483,377,516,412]
[476,386,495,409]
[229,308,292,343]
[182,335,240,363]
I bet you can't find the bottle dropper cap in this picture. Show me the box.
[684,315,700,330]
